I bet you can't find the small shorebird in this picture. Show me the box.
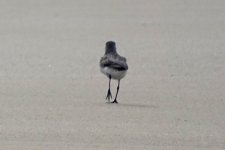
[100,41,128,103]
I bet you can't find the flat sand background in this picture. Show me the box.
[0,0,225,149]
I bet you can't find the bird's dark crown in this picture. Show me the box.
[105,41,117,54]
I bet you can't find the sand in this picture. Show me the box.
[0,0,225,149]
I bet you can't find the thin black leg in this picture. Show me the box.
[112,80,120,103]
[106,75,112,102]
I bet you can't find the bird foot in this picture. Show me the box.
[111,99,118,104]
[106,89,112,102]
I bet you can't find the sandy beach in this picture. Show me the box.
[0,0,225,149]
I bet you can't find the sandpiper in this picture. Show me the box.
[100,41,128,103]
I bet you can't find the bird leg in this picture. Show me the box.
[112,80,120,103]
[106,75,112,102]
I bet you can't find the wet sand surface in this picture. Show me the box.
[0,0,225,149]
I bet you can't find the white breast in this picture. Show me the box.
[100,67,127,80]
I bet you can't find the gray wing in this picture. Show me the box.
[100,55,128,71]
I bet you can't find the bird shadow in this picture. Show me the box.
[106,102,158,109]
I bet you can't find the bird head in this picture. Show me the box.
[105,41,117,54]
